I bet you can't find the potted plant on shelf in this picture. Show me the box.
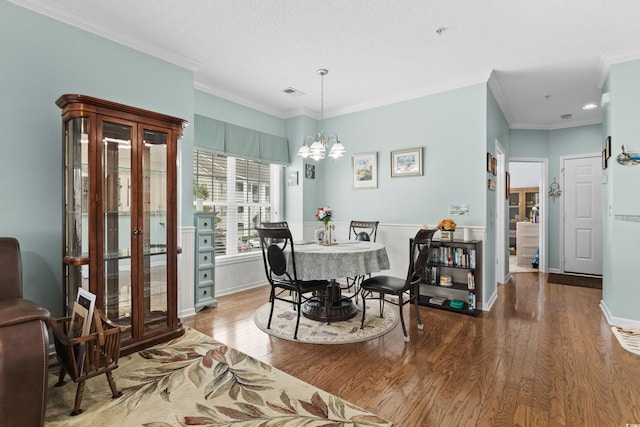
[438,218,457,241]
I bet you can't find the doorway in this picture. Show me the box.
[508,159,547,274]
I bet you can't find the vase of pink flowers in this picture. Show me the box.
[315,206,336,245]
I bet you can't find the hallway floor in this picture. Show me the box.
[509,254,538,273]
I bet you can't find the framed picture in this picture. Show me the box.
[505,171,510,199]
[304,163,315,179]
[602,149,608,170]
[605,136,611,159]
[352,152,378,189]
[486,153,493,173]
[287,171,299,186]
[488,177,496,191]
[391,147,423,177]
[491,157,497,175]
[448,204,469,215]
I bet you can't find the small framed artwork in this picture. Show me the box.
[448,204,469,215]
[486,153,493,173]
[352,152,378,189]
[605,136,611,159]
[391,147,423,177]
[304,163,315,179]
[602,149,608,170]
[505,171,510,199]
[287,171,299,186]
[488,177,496,191]
[491,157,497,175]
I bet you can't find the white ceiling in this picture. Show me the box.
[12,0,640,129]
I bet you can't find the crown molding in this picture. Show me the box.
[487,70,514,127]
[510,117,601,131]
[321,75,491,119]
[8,0,202,71]
[194,81,289,119]
[597,48,640,89]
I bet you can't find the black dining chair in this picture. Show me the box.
[344,221,379,301]
[359,228,437,342]
[255,227,330,339]
[260,221,289,229]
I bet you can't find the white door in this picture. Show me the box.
[563,156,603,275]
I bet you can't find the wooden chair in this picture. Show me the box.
[344,220,379,301]
[256,227,330,339]
[50,309,123,415]
[359,228,437,342]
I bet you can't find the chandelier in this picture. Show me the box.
[296,69,345,160]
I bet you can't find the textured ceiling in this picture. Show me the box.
[11,0,640,129]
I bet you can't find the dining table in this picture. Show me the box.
[286,240,390,322]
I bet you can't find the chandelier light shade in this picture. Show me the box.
[297,69,345,160]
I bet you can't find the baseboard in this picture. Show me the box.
[482,289,498,312]
[600,300,640,328]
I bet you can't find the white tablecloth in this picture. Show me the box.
[287,240,390,281]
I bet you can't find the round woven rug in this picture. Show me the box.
[254,298,399,344]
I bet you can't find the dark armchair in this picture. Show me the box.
[0,237,51,427]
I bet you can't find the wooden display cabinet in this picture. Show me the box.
[57,94,186,355]
[509,187,539,254]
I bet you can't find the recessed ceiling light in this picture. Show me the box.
[582,103,598,110]
[561,114,572,120]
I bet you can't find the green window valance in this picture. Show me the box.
[194,114,290,165]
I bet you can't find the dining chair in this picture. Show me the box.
[359,228,437,342]
[256,227,330,339]
[344,220,379,301]
[260,221,289,228]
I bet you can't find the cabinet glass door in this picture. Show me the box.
[141,128,169,334]
[102,120,134,341]
[63,117,90,312]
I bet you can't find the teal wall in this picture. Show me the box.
[602,59,640,322]
[510,124,602,271]
[315,84,488,226]
[0,2,194,316]
[486,86,510,299]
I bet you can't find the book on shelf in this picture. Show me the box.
[429,296,446,306]
[467,272,475,290]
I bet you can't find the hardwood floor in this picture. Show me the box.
[183,273,640,426]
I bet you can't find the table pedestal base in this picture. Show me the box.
[302,281,358,322]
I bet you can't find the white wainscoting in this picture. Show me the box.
[179,222,489,316]
[179,226,196,319]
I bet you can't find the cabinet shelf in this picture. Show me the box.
[421,281,474,292]
[417,295,477,315]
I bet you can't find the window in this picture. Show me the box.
[193,150,282,256]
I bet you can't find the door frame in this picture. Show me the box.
[559,153,602,274]
[495,141,506,283]
[509,157,548,273]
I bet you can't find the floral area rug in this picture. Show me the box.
[612,326,640,356]
[253,298,399,344]
[45,328,392,426]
